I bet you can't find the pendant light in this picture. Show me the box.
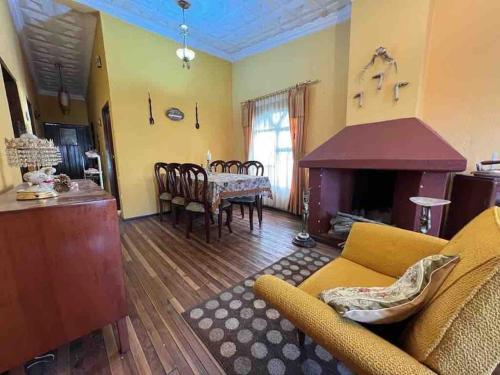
[55,63,71,115]
[175,0,195,69]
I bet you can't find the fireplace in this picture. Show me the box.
[299,118,466,244]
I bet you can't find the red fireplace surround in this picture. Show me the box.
[299,118,466,242]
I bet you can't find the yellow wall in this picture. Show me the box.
[232,22,350,158]
[86,15,112,191]
[345,0,432,125]
[37,94,89,126]
[99,13,233,218]
[0,1,38,192]
[421,0,500,171]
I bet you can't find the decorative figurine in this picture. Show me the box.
[372,72,385,90]
[394,81,409,101]
[292,189,316,248]
[362,46,398,76]
[353,91,364,107]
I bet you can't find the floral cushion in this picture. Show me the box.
[320,254,459,324]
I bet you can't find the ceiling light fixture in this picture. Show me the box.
[175,0,195,69]
[55,63,71,115]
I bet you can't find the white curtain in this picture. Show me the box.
[249,92,293,211]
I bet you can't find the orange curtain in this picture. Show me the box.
[287,84,308,215]
[241,101,255,160]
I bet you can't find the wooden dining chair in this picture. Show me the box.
[154,162,170,221]
[210,160,226,173]
[230,160,264,230]
[225,160,242,174]
[166,163,185,227]
[179,163,232,243]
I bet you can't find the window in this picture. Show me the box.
[249,92,293,210]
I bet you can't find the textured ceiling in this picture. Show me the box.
[8,0,96,99]
[73,0,351,61]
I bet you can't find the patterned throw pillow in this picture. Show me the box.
[320,254,459,324]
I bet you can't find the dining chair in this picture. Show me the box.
[166,163,185,227]
[230,160,264,230]
[225,160,242,174]
[179,163,232,243]
[154,162,170,221]
[210,160,226,173]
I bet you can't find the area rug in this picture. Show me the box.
[183,249,354,375]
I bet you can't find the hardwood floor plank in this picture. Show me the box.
[125,317,153,375]
[21,208,338,375]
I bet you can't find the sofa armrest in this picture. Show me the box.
[255,275,435,375]
[341,223,448,278]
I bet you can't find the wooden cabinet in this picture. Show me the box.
[0,180,128,372]
[443,174,500,239]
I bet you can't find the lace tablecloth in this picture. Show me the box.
[207,173,272,210]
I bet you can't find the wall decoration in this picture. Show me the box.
[362,47,398,77]
[353,92,364,108]
[372,72,384,90]
[195,102,200,129]
[166,107,184,121]
[148,92,155,125]
[394,82,410,101]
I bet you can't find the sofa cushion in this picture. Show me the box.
[319,255,459,324]
[401,207,500,374]
[299,257,396,297]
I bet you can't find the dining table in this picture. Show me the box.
[205,172,273,211]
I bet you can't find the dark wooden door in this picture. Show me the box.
[44,124,93,179]
[102,103,120,209]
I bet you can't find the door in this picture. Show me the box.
[43,123,93,179]
[1,64,26,137]
[102,103,120,209]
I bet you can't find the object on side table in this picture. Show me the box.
[410,197,451,234]
[293,189,316,248]
[53,174,72,192]
[5,133,62,200]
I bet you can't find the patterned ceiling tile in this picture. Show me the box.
[8,0,96,99]
[72,0,351,61]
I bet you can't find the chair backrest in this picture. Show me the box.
[154,162,168,194]
[166,163,182,197]
[180,163,208,206]
[401,207,500,374]
[225,160,242,174]
[241,160,264,176]
[210,160,226,173]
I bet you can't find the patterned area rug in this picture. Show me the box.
[183,249,353,375]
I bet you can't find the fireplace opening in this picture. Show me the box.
[351,170,397,224]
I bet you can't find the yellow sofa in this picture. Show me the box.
[254,207,500,375]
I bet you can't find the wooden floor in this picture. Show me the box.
[10,208,338,375]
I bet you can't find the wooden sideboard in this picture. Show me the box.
[0,180,128,372]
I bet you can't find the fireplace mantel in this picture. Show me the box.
[300,117,466,171]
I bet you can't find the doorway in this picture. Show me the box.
[43,123,94,179]
[102,103,120,209]
[1,64,26,137]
